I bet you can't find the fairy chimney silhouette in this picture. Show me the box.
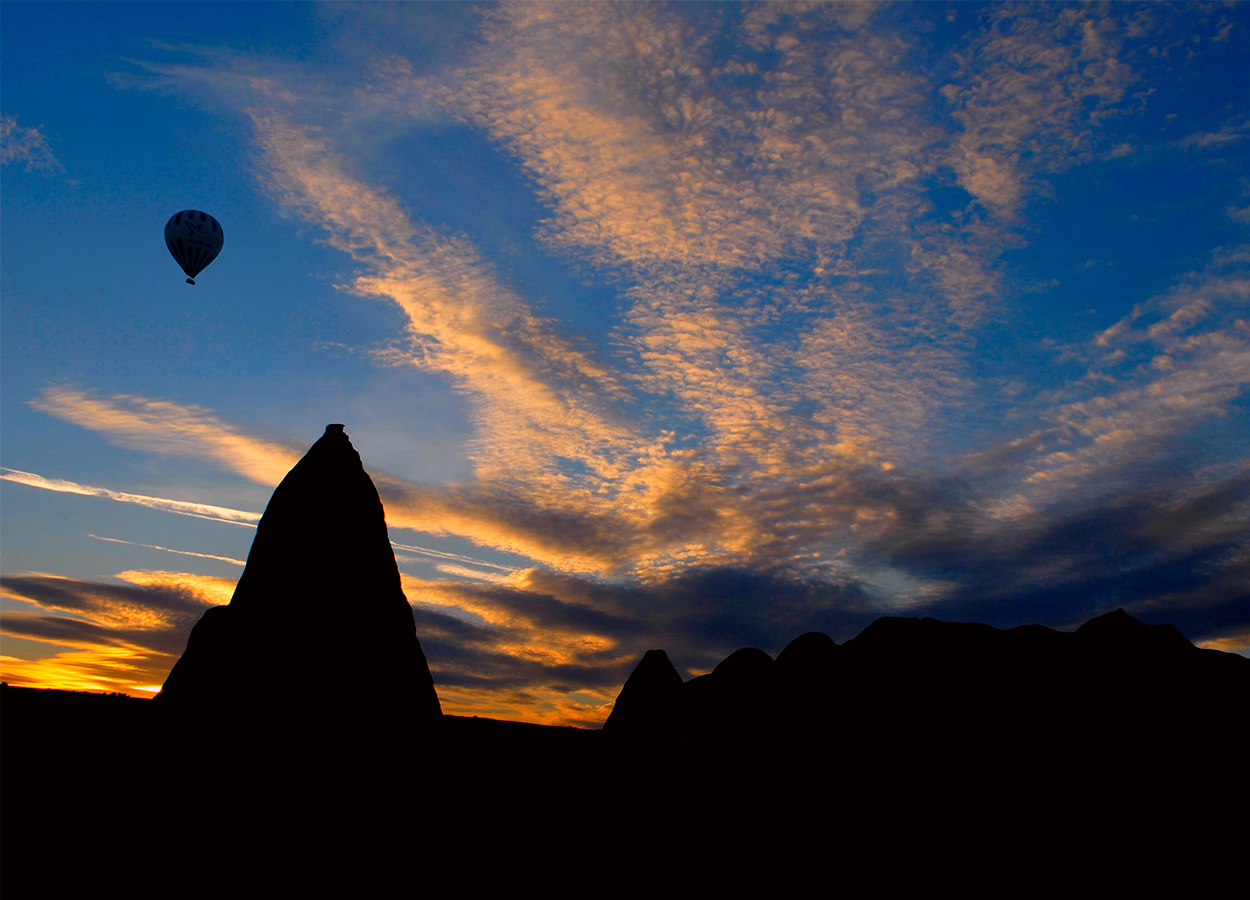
[159,425,442,723]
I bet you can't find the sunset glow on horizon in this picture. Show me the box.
[3,2,1248,726]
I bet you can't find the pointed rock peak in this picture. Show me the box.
[277,423,363,488]
[230,423,392,609]
[633,649,683,686]
[158,424,442,723]
[306,422,350,457]
[602,649,683,735]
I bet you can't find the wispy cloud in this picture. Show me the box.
[30,387,301,486]
[1177,115,1250,151]
[1002,252,1250,499]
[0,115,62,172]
[431,564,515,585]
[245,110,647,488]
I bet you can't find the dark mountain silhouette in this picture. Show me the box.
[157,424,441,728]
[605,608,1249,774]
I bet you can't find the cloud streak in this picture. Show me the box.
[30,387,302,486]
[1,114,62,172]
[1,467,261,527]
[87,534,247,567]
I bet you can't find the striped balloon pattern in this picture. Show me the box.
[164,210,224,284]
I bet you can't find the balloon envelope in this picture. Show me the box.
[164,210,223,284]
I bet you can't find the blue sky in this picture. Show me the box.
[3,2,1248,725]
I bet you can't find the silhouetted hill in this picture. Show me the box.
[605,608,1249,777]
[157,424,441,730]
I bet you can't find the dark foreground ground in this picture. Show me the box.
[3,682,1242,891]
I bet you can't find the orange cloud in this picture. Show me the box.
[115,570,238,607]
[30,386,301,486]
[249,111,643,487]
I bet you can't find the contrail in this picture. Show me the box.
[1,468,261,527]
[391,540,515,572]
[5,467,518,574]
[87,533,247,566]
[434,563,514,584]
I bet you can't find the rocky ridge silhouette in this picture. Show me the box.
[604,607,1249,778]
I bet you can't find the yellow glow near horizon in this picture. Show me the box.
[0,646,174,696]
[0,570,239,698]
[435,682,615,729]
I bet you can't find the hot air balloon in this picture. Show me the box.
[164,210,224,284]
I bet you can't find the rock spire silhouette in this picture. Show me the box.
[159,424,441,723]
